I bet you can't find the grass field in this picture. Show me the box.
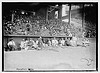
[4,38,96,71]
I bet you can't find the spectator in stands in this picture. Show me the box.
[88,30,91,38]
[7,39,16,51]
[67,29,72,37]
[82,30,86,38]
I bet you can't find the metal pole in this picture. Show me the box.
[11,13,14,23]
[46,7,48,21]
[82,4,85,29]
[82,4,86,38]
[58,4,62,19]
[69,4,71,26]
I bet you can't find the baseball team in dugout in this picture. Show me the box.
[6,35,90,51]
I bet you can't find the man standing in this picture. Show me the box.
[37,37,43,50]
[20,39,26,50]
[70,34,77,47]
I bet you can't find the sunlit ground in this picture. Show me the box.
[4,38,96,71]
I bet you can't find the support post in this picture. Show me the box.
[46,7,48,21]
[82,4,85,29]
[69,4,71,26]
[11,13,14,23]
[58,4,62,19]
[82,4,85,33]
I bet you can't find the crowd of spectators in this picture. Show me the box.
[3,14,96,38]
[3,14,72,36]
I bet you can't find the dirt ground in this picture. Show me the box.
[4,38,96,71]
